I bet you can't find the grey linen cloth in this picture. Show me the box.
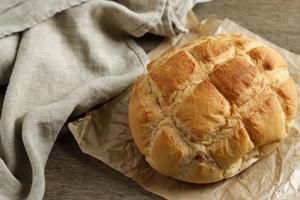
[0,0,194,199]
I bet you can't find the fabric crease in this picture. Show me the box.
[0,0,194,199]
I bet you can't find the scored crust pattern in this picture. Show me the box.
[128,34,297,183]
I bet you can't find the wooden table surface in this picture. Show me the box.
[44,0,300,199]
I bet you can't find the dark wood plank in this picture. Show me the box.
[194,0,300,54]
[45,1,300,199]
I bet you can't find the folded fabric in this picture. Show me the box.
[0,0,89,38]
[0,0,194,199]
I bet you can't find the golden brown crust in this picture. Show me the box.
[128,34,297,184]
[210,56,257,103]
[179,159,223,184]
[147,47,179,72]
[175,80,230,140]
[241,94,286,145]
[189,37,231,62]
[230,35,256,50]
[208,121,254,169]
[248,46,288,70]
[147,126,189,176]
[276,78,298,123]
[128,76,163,155]
[149,51,197,106]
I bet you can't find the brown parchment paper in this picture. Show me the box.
[68,13,300,200]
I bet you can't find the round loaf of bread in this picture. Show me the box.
[128,34,297,183]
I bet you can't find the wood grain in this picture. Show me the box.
[194,0,300,54]
[44,0,300,199]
